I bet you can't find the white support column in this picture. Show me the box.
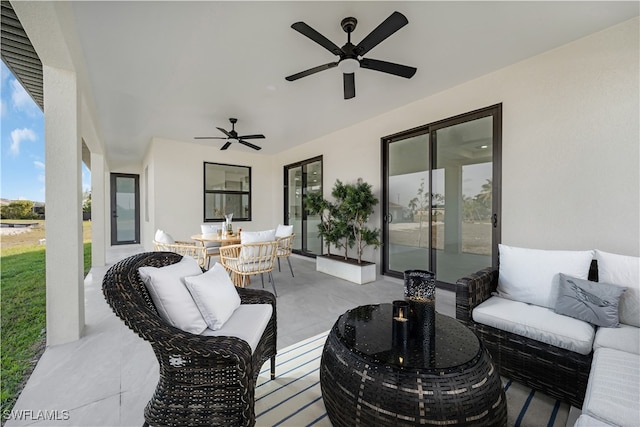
[44,65,84,345]
[90,152,106,267]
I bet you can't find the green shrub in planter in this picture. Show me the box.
[307,178,381,264]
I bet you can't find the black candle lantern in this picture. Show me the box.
[392,300,409,348]
[404,270,436,367]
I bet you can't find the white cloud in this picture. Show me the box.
[10,79,36,113]
[34,160,45,169]
[0,99,6,117]
[10,128,37,156]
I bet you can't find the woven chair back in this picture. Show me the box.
[220,241,278,275]
[153,240,206,268]
[276,234,295,258]
[103,252,184,335]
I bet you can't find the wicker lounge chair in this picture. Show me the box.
[102,251,277,427]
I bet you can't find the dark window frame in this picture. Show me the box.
[203,162,252,222]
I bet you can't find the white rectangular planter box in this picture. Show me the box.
[316,255,377,285]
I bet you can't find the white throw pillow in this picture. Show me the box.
[275,224,294,238]
[497,244,594,309]
[240,229,276,260]
[241,229,276,244]
[184,263,241,330]
[154,229,175,244]
[201,224,219,235]
[596,250,640,327]
[138,256,207,334]
[201,225,221,249]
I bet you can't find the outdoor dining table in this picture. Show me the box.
[190,233,241,246]
[190,233,244,286]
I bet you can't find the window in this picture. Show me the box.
[203,162,251,222]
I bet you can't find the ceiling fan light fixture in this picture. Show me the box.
[338,58,360,74]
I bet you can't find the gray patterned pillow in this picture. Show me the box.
[555,273,627,327]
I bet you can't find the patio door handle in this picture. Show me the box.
[384,214,393,223]
[493,214,498,228]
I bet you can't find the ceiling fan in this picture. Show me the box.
[286,11,417,100]
[194,118,265,150]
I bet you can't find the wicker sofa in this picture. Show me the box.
[456,247,639,418]
[456,266,593,408]
[102,252,277,427]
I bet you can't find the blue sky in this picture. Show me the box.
[1,61,91,203]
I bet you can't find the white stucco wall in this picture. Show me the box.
[143,17,638,260]
[142,138,278,249]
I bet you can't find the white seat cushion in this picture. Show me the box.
[581,348,640,427]
[473,296,595,355]
[275,224,294,238]
[206,246,220,254]
[593,324,640,355]
[201,303,272,353]
[574,414,612,426]
[138,256,207,335]
[596,250,640,327]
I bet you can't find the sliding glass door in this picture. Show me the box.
[284,156,322,256]
[384,133,431,273]
[382,105,501,286]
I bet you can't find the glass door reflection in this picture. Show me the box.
[432,116,494,283]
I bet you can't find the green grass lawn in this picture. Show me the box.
[0,242,91,419]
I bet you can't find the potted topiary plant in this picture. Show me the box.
[307,178,381,284]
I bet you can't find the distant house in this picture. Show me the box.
[389,202,414,223]
[33,202,45,218]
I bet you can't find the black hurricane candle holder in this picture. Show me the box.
[404,269,437,367]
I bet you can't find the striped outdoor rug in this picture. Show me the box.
[255,331,570,427]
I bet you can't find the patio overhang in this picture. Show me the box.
[0,0,43,110]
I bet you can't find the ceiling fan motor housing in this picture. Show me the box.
[341,17,357,34]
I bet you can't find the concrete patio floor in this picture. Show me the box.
[5,245,457,426]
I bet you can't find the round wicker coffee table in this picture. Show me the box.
[320,304,506,427]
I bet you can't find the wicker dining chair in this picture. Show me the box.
[153,239,207,269]
[102,252,277,427]
[276,234,295,277]
[219,240,279,296]
[200,224,222,269]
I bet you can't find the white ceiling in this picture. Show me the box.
[69,1,638,169]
